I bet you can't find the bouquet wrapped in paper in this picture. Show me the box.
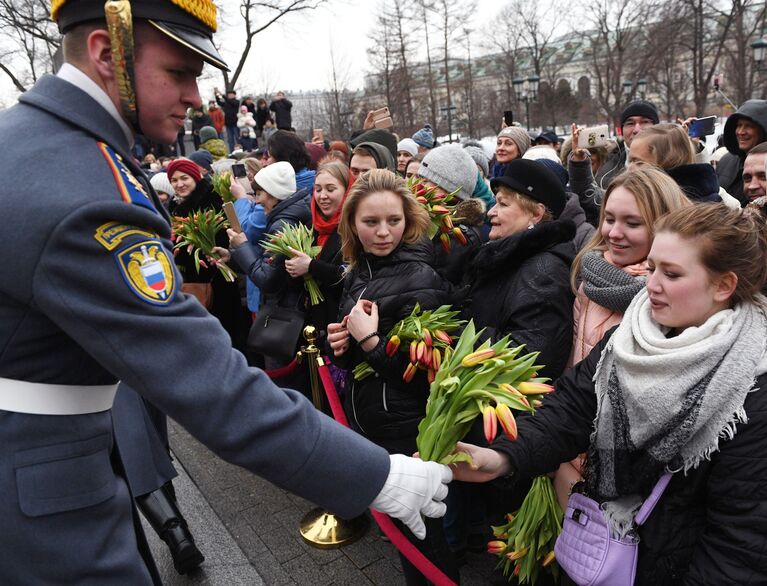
[352,304,464,382]
[415,320,554,465]
[260,223,324,305]
[407,176,468,252]
[172,209,236,282]
[488,476,563,584]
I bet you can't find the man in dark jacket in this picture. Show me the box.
[269,91,293,130]
[0,1,452,582]
[215,87,240,152]
[717,99,767,205]
[596,100,660,190]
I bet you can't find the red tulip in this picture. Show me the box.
[483,404,498,443]
[385,335,401,357]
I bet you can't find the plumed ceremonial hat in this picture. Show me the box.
[51,0,228,71]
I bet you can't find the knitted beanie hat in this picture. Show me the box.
[166,158,202,184]
[417,144,478,199]
[188,149,213,172]
[397,138,419,157]
[534,159,569,190]
[620,100,660,126]
[412,124,435,149]
[254,161,296,200]
[199,125,218,143]
[522,145,562,163]
[497,126,531,157]
[149,172,175,197]
[490,158,566,219]
[463,144,490,178]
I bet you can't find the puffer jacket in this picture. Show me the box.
[494,331,767,586]
[337,239,455,442]
[230,188,311,310]
[717,99,767,205]
[463,219,576,380]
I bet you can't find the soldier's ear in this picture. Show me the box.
[86,28,116,82]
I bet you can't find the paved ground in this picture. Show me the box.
[145,420,500,585]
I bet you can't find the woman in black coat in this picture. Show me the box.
[454,204,767,586]
[463,159,575,381]
[327,169,459,585]
[283,161,351,341]
[167,158,249,351]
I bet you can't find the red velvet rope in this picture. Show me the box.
[317,360,458,586]
[263,357,300,379]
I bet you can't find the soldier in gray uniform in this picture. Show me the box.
[0,1,452,583]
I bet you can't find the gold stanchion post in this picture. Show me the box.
[298,326,369,548]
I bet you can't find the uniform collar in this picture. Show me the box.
[57,63,134,147]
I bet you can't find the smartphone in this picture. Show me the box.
[222,202,242,233]
[688,116,716,138]
[313,128,324,142]
[231,163,247,178]
[577,125,609,148]
[373,116,393,129]
[503,110,514,126]
[371,106,390,121]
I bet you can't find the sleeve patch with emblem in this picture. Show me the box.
[97,142,158,214]
[115,239,177,305]
[94,222,155,251]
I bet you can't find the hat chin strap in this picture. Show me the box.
[104,0,143,135]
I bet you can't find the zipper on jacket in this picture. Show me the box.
[382,382,389,412]
[350,380,368,434]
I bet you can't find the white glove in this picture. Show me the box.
[370,454,452,539]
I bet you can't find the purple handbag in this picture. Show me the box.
[554,473,672,586]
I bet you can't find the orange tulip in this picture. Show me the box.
[496,404,518,440]
[517,381,555,395]
[483,404,498,443]
[487,540,506,555]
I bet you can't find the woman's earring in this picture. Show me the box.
[527,223,535,230]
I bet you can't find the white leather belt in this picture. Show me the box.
[0,377,118,415]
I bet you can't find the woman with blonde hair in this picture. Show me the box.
[455,203,767,585]
[553,167,691,510]
[327,169,458,585]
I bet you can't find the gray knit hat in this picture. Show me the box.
[417,145,478,199]
[463,144,489,178]
[199,125,218,143]
[497,126,531,157]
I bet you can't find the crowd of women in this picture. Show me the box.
[142,102,767,585]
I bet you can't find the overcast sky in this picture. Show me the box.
[0,0,543,106]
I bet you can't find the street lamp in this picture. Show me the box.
[512,75,540,131]
[623,80,633,98]
[752,36,767,99]
[637,79,648,99]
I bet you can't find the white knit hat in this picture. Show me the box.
[522,145,561,163]
[397,138,419,157]
[254,161,296,200]
[149,172,174,197]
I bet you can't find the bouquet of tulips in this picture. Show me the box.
[352,304,464,382]
[210,171,235,203]
[260,223,324,305]
[415,320,554,465]
[407,176,469,253]
[487,476,563,584]
[172,209,236,282]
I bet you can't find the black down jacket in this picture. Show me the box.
[494,331,767,586]
[462,219,576,380]
[337,239,455,443]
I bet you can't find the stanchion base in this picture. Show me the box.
[299,508,369,549]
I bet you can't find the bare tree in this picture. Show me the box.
[0,0,61,92]
[428,0,477,141]
[486,5,526,127]
[215,0,327,92]
[582,0,661,130]
[386,0,417,133]
[721,0,767,103]
[366,10,396,112]
[416,0,439,134]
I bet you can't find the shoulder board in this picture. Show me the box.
[97,142,158,214]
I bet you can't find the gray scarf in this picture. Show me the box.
[586,290,767,536]
[581,250,645,312]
